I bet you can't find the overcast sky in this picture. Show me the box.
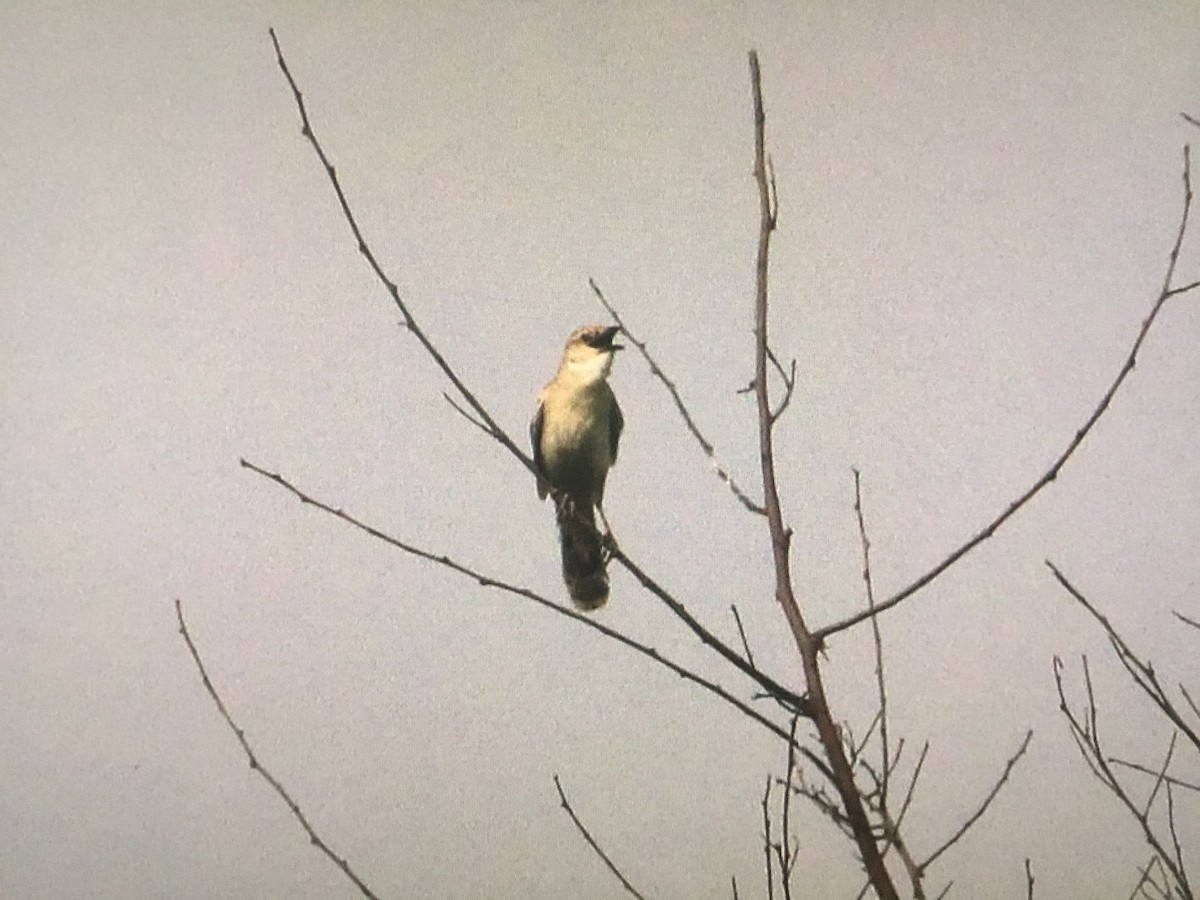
[4,3,1199,898]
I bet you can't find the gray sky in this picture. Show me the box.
[4,2,1199,898]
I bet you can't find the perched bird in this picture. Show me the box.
[530,325,625,609]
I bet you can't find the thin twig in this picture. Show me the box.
[1110,758,1200,793]
[854,469,890,806]
[554,775,649,900]
[175,600,381,900]
[607,538,814,720]
[1141,732,1178,818]
[588,278,766,515]
[1175,610,1200,633]
[816,145,1199,643]
[762,778,776,900]
[919,730,1033,872]
[1025,858,1035,900]
[731,605,757,669]
[779,715,800,898]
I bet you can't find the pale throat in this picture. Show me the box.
[565,351,613,384]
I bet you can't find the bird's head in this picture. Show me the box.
[561,324,623,382]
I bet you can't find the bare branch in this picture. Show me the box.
[1142,732,1178,819]
[268,29,537,482]
[762,778,776,900]
[589,278,766,515]
[854,468,891,806]
[1054,652,1194,897]
[175,600,381,900]
[607,539,814,719]
[816,145,1199,643]
[1025,858,1035,900]
[747,48,898,900]
[554,775,649,900]
[238,458,809,751]
[731,605,757,669]
[442,391,495,436]
[779,715,800,896]
[920,730,1034,872]
[1048,561,1200,751]
[1110,758,1200,794]
[1176,610,1200,633]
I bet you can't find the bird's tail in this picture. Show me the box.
[556,501,609,610]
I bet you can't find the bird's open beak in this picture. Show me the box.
[601,325,624,350]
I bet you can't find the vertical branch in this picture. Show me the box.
[854,469,890,805]
[762,778,777,900]
[747,50,898,900]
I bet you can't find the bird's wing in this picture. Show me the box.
[530,398,548,499]
[609,389,624,464]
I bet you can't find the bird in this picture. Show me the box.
[530,324,625,609]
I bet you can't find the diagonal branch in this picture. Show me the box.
[589,278,766,515]
[268,29,538,484]
[1110,758,1200,794]
[238,457,809,750]
[919,730,1034,873]
[554,775,649,900]
[1049,561,1200,752]
[816,145,1199,643]
[175,600,381,900]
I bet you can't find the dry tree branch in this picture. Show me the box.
[731,604,757,668]
[554,775,649,900]
[605,539,815,719]
[762,778,777,900]
[174,600,381,900]
[816,145,1199,643]
[776,715,800,900]
[589,279,765,515]
[1142,732,1178,819]
[919,730,1034,873]
[238,457,811,753]
[1176,611,1200,633]
[1025,858,1035,900]
[853,469,891,805]
[1128,856,1172,900]
[1111,759,1200,794]
[268,28,538,484]
[747,51,898,900]
[1049,562,1200,752]
[1053,653,1194,898]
